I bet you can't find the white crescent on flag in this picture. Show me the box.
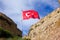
[23,10,40,20]
[26,12,31,17]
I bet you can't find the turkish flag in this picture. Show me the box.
[22,10,40,20]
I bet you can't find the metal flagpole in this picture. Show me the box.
[21,10,23,36]
[21,10,24,36]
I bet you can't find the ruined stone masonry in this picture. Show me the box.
[25,8,60,40]
[0,12,22,37]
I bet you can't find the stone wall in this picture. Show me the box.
[0,12,22,37]
[27,8,60,40]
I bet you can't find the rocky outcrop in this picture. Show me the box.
[25,8,60,40]
[0,12,22,37]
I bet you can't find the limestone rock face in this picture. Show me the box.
[0,12,22,37]
[27,8,60,40]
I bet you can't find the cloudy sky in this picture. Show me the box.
[0,0,59,36]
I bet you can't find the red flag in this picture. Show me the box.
[22,10,40,20]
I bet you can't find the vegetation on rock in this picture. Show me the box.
[0,27,23,40]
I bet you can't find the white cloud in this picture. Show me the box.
[35,0,59,8]
[22,19,39,35]
[0,0,39,35]
[0,0,59,35]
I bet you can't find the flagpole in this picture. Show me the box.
[21,10,23,36]
[21,18,23,36]
[21,10,24,36]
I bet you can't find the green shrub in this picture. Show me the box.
[7,37,23,40]
[0,27,13,38]
[0,27,23,40]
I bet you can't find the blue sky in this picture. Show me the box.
[0,0,59,36]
